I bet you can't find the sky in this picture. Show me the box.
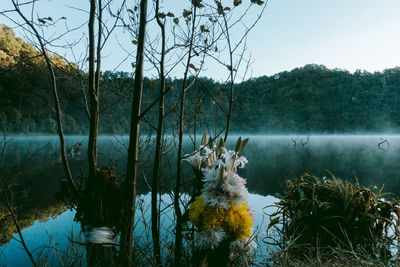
[2,0,400,80]
[256,0,400,77]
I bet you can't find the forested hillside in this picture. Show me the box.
[2,24,400,134]
[238,65,400,132]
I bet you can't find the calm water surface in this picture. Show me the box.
[1,134,400,265]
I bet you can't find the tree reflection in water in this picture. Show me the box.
[2,135,400,264]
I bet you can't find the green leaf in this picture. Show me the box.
[270,210,281,217]
[201,131,208,146]
[218,137,225,149]
[188,64,198,71]
[235,136,242,152]
[251,0,265,5]
[239,138,249,153]
[216,138,225,157]
[192,0,204,8]
[208,137,214,149]
[183,9,191,18]
[268,217,280,230]
[233,0,242,6]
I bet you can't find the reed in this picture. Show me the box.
[267,174,400,264]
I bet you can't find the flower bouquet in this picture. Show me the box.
[185,132,256,265]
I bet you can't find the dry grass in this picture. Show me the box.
[267,174,400,266]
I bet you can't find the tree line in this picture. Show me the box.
[2,26,400,135]
[1,0,399,265]
[1,0,268,264]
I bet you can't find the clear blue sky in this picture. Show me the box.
[2,0,400,80]
[254,0,400,77]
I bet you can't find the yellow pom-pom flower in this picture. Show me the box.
[226,202,253,240]
[189,198,253,240]
[189,196,205,226]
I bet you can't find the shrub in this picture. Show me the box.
[268,174,400,262]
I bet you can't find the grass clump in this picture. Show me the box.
[268,174,400,265]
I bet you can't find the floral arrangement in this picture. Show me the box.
[186,132,256,256]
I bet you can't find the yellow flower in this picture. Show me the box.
[189,198,253,240]
[203,208,225,229]
[226,202,253,240]
[189,197,205,226]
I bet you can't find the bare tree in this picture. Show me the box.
[174,2,199,263]
[210,0,267,142]
[87,0,99,182]
[0,128,36,266]
[172,1,267,263]
[151,0,166,265]
[120,0,148,264]
[9,0,79,196]
[2,0,267,265]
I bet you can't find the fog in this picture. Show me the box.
[3,134,400,264]
[4,134,400,195]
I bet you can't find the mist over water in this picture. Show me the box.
[3,134,400,194]
[2,134,400,264]
[230,134,400,195]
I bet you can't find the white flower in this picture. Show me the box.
[235,155,248,169]
[184,151,203,170]
[229,239,258,259]
[232,186,249,205]
[202,168,219,188]
[221,171,246,196]
[201,166,249,208]
[218,148,248,171]
[203,145,217,166]
[203,193,230,209]
[196,227,226,250]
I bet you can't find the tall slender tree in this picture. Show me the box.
[87,0,100,182]
[120,0,148,264]
[151,0,166,265]
[9,0,79,196]
[174,3,198,265]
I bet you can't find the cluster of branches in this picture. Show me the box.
[0,0,266,265]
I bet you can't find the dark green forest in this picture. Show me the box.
[2,24,400,135]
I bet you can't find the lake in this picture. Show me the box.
[1,134,400,265]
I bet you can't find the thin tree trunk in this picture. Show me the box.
[120,0,148,265]
[174,5,197,266]
[88,0,99,182]
[11,0,78,195]
[151,1,165,265]
[1,182,36,266]
[223,14,234,143]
